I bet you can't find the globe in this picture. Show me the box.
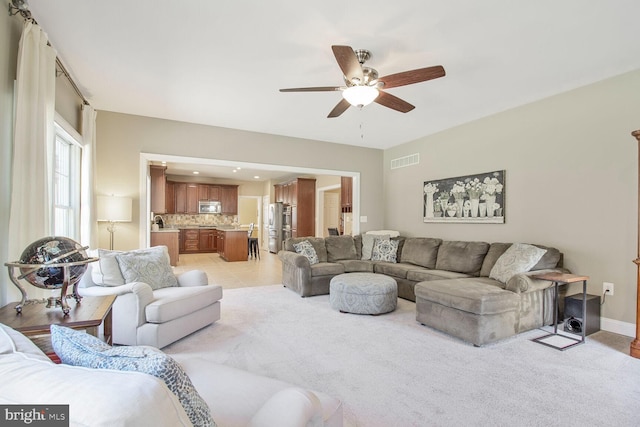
[18,236,89,290]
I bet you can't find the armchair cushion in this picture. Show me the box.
[50,325,215,427]
[91,249,125,286]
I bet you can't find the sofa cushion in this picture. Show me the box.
[325,235,358,262]
[373,262,419,279]
[147,285,223,323]
[310,262,345,277]
[361,233,389,260]
[353,234,363,259]
[435,241,490,276]
[400,238,442,269]
[415,278,519,315]
[489,243,547,283]
[115,246,178,290]
[286,237,327,263]
[480,243,512,277]
[337,259,375,273]
[407,269,472,282]
[50,325,215,427]
[371,238,399,263]
[293,240,319,265]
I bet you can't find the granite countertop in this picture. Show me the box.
[150,229,180,233]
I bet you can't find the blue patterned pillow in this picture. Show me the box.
[293,240,319,265]
[371,238,399,263]
[115,246,177,290]
[50,325,215,427]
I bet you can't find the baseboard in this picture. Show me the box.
[601,317,636,337]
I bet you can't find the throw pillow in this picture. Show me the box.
[91,249,126,286]
[489,243,548,283]
[371,238,399,263]
[293,240,319,265]
[115,246,177,290]
[361,234,389,260]
[50,325,215,427]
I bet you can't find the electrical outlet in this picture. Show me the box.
[603,282,614,296]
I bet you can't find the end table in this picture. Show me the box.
[531,273,589,350]
[0,295,116,359]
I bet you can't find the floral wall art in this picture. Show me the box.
[423,170,505,224]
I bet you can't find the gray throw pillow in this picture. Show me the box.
[362,234,389,260]
[489,243,547,283]
[115,246,177,290]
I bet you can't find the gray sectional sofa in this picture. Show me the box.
[278,235,568,346]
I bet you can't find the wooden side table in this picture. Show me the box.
[531,272,589,350]
[0,295,116,358]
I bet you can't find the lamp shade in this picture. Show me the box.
[97,196,132,222]
[342,85,379,107]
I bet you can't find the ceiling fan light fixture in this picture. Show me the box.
[342,85,379,107]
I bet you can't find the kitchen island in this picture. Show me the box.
[217,229,249,262]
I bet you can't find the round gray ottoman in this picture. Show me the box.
[330,273,398,315]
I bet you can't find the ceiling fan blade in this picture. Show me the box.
[379,65,445,89]
[280,86,343,92]
[327,98,351,118]
[331,45,363,83]
[374,91,415,113]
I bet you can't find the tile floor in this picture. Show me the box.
[173,248,282,289]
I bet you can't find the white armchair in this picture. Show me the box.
[78,246,222,348]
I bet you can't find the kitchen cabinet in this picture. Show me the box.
[186,184,198,213]
[341,176,353,213]
[199,229,217,251]
[165,181,175,214]
[274,178,315,238]
[216,229,225,259]
[220,185,238,215]
[150,165,167,214]
[198,184,220,201]
[174,183,199,214]
[150,230,179,266]
[183,229,200,253]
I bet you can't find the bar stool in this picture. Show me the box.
[248,223,260,260]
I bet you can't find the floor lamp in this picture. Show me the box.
[631,130,640,359]
[97,196,132,250]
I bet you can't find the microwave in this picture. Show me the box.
[198,201,221,214]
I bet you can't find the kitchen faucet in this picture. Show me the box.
[153,215,165,228]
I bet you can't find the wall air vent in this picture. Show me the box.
[390,153,420,170]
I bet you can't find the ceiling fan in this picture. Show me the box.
[279,45,445,118]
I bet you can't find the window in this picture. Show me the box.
[53,121,82,239]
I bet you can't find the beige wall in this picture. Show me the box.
[384,69,640,329]
[95,111,384,250]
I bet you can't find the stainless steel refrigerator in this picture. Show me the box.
[268,202,290,253]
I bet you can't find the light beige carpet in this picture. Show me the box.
[165,285,640,427]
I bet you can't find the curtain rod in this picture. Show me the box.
[9,1,90,106]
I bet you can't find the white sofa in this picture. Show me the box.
[0,324,344,426]
[78,246,222,348]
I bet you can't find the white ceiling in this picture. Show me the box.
[26,1,640,155]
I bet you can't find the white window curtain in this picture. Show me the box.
[80,105,98,248]
[7,21,57,300]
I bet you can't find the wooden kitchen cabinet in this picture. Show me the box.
[198,184,220,201]
[199,229,217,252]
[150,165,167,214]
[216,230,225,259]
[165,181,175,214]
[186,184,198,213]
[220,185,238,215]
[341,176,353,213]
[183,229,200,253]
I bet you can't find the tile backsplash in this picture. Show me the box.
[162,214,239,227]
